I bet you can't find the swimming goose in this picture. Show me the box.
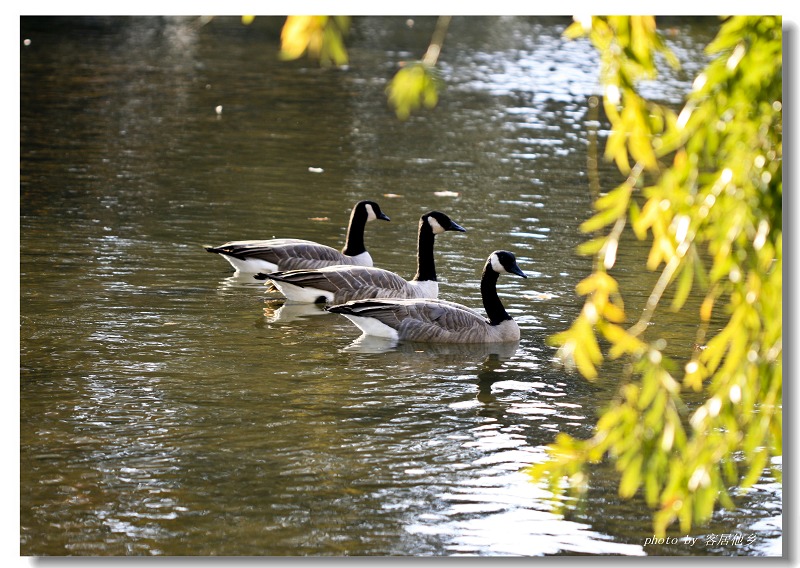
[205,200,390,273]
[255,211,466,304]
[325,251,527,343]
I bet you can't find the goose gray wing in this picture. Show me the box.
[396,300,490,342]
[269,266,413,303]
[207,239,354,269]
[329,298,490,342]
[206,238,312,258]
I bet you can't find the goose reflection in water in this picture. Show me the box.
[217,272,270,290]
[262,295,524,403]
[262,299,327,323]
[341,335,519,358]
[476,348,521,403]
[340,334,521,402]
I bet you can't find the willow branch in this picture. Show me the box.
[422,16,452,66]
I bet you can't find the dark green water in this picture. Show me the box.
[19,16,780,556]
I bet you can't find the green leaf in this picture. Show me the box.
[563,20,589,40]
[576,236,608,256]
[670,261,694,311]
[386,63,441,120]
[619,454,643,497]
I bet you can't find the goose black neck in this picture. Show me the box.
[412,220,437,282]
[341,205,368,256]
[481,263,512,325]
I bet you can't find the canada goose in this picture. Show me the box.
[326,251,527,343]
[255,211,466,304]
[205,200,390,273]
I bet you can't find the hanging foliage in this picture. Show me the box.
[528,15,782,537]
[279,16,350,67]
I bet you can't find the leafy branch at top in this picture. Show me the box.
[276,15,451,120]
[278,16,351,67]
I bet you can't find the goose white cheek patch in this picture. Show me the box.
[427,216,445,234]
[490,253,506,274]
[364,203,377,221]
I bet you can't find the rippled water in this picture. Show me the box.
[20,16,780,556]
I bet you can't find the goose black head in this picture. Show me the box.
[423,211,467,235]
[489,250,527,278]
[358,200,391,222]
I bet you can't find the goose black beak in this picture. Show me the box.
[449,221,467,233]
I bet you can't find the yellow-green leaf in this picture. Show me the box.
[619,454,643,497]
[576,272,618,297]
[670,261,694,311]
[386,63,441,120]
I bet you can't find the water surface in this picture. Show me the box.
[20,16,780,556]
